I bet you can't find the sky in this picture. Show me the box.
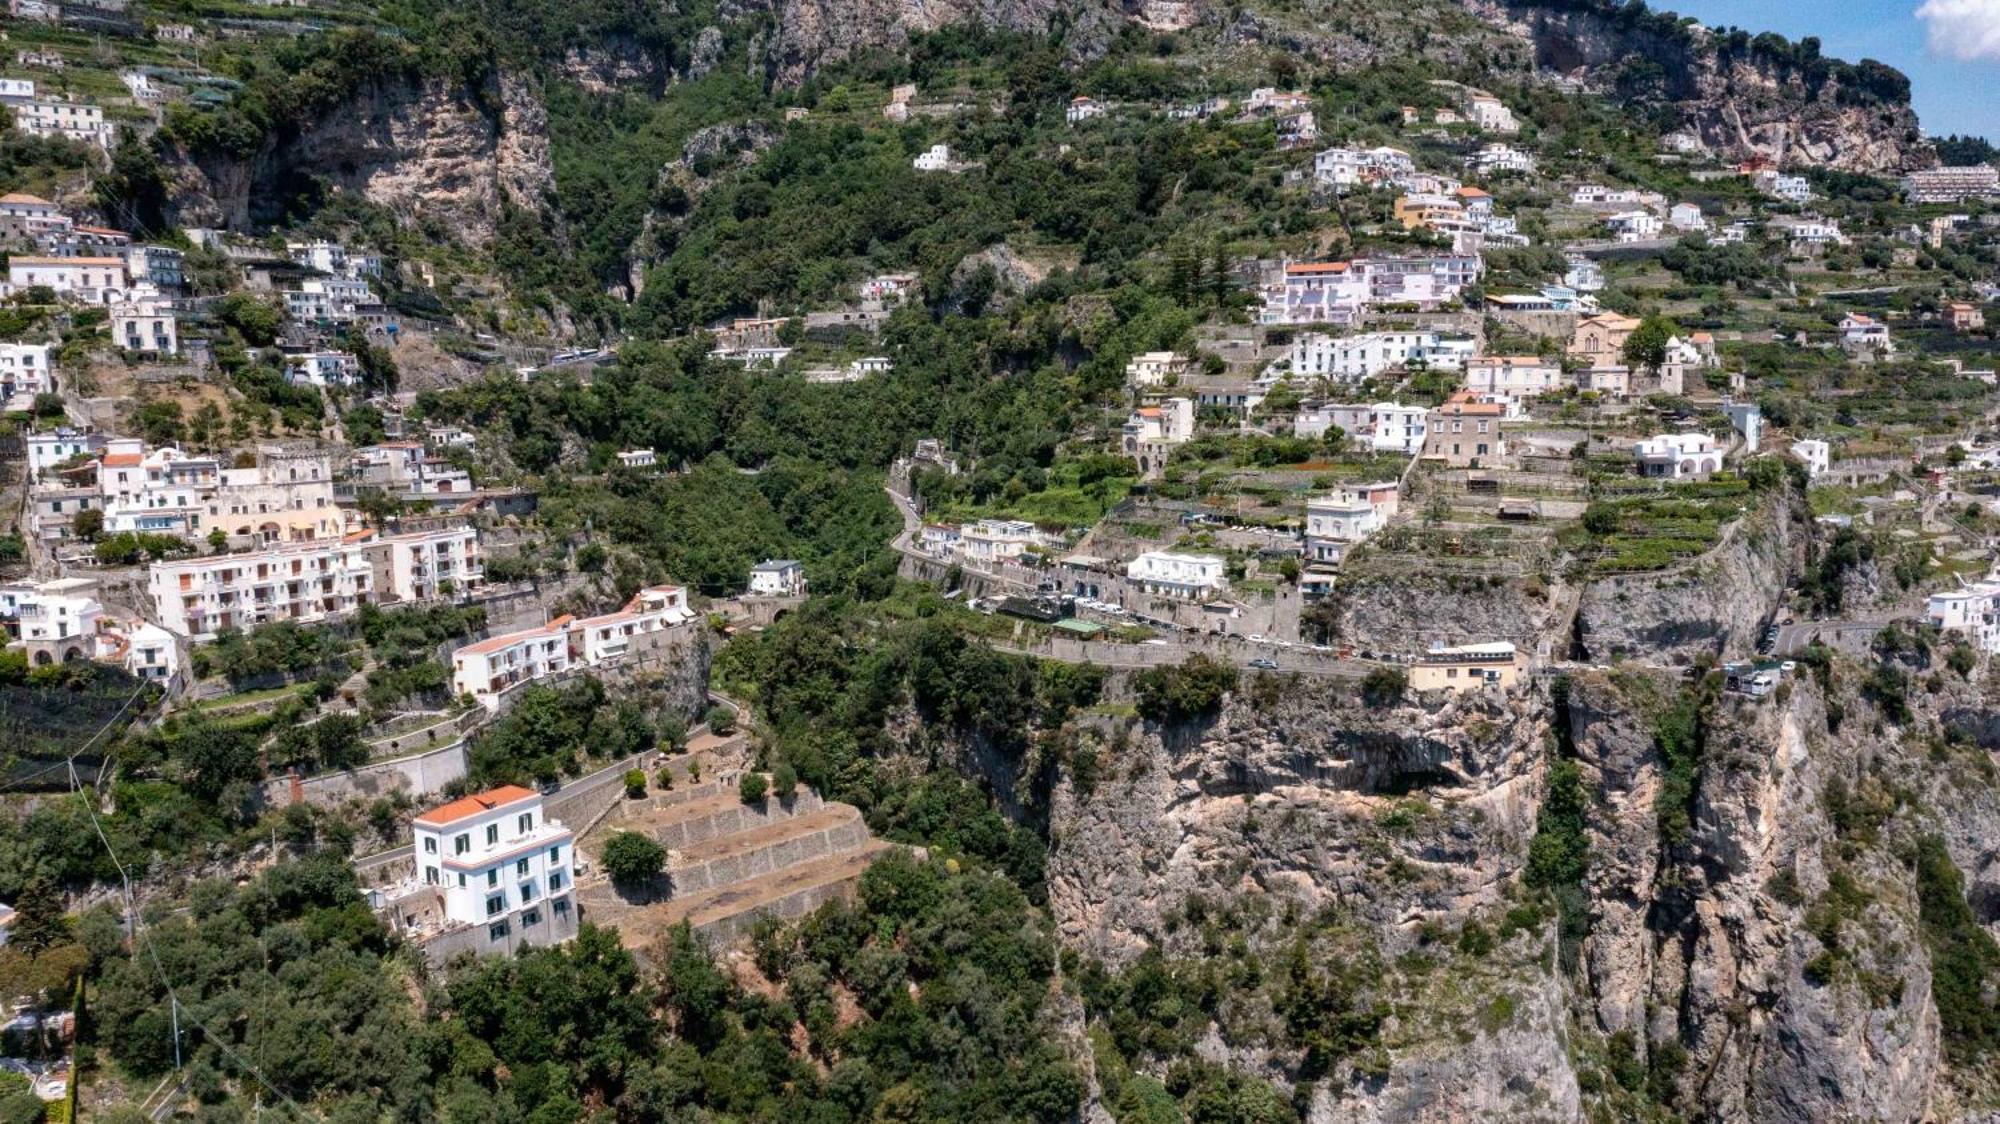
[1658,0,1998,140]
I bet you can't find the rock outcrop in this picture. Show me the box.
[1575,493,1805,665]
[164,69,552,246]
[1466,0,1931,172]
[749,0,1125,85]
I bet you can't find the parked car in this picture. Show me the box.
[1249,658,1279,669]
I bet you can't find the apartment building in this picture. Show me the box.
[1304,482,1400,564]
[400,786,578,956]
[0,192,71,239]
[25,427,103,479]
[9,97,115,149]
[959,521,1048,566]
[283,277,375,323]
[1312,145,1414,189]
[1790,438,1830,480]
[1283,331,1475,382]
[450,616,577,706]
[572,585,694,664]
[1126,551,1227,600]
[1293,401,1428,454]
[1261,254,1482,325]
[147,527,479,638]
[1900,165,1999,204]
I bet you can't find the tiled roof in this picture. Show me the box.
[414,784,538,826]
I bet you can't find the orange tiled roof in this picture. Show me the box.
[414,784,538,826]
[100,452,141,467]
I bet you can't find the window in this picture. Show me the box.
[423,866,438,885]
[487,869,498,888]
[517,858,530,877]
[552,899,570,917]
[488,922,509,942]
[485,824,499,846]
[456,873,466,888]
[518,812,533,833]
[521,881,536,903]
[423,837,436,854]
[453,834,469,855]
[549,871,564,892]
[486,895,505,917]
[522,909,541,927]
[548,845,561,864]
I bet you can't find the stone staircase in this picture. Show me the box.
[580,772,895,950]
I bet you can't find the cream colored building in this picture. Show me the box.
[1409,642,1523,693]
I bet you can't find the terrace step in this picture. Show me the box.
[667,804,868,897]
[646,788,827,849]
[612,840,898,951]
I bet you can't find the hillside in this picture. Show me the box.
[2,0,1999,1121]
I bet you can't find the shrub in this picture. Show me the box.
[771,761,798,800]
[600,831,665,887]
[738,772,769,804]
[1360,666,1407,708]
[1132,655,1237,723]
[622,768,647,798]
[705,705,736,735]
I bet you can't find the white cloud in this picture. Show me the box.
[1917,0,2000,61]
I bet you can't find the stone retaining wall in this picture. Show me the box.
[669,815,870,898]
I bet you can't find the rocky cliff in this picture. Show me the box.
[1466,0,1931,172]
[1575,491,1805,665]
[164,70,553,246]
[747,0,1125,85]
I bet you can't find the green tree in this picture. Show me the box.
[738,772,768,804]
[1621,315,1678,373]
[600,831,665,888]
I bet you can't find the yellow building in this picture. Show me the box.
[1409,641,1523,693]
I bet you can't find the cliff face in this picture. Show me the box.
[747,0,1125,85]
[164,70,553,245]
[1465,0,1930,172]
[1575,492,1805,665]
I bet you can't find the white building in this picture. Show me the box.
[1901,165,2000,205]
[0,191,69,238]
[1465,93,1518,133]
[1125,551,1226,600]
[283,278,375,323]
[111,298,177,355]
[1304,482,1399,564]
[1463,356,1563,403]
[1312,146,1414,189]
[1754,171,1813,202]
[2,577,101,665]
[616,448,657,469]
[287,240,349,275]
[1282,331,1475,382]
[26,428,103,479]
[1929,581,2000,652]
[1839,314,1893,358]
[1668,202,1706,231]
[1125,351,1194,388]
[451,585,692,706]
[1634,433,1723,480]
[913,144,952,172]
[1122,396,1196,477]
[1606,210,1664,241]
[451,617,577,706]
[1563,256,1605,292]
[283,351,360,387]
[1774,215,1847,248]
[748,558,807,596]
[117,620,179,682]
[408,786,577,955]
[960,520,1048,565]
[1467,142,1535,176]
[0,342,53,407]
[1791,438,1830,479]
[1066,96,1105,125]
[1294,401,1428,454]
[1261,254,1483,325]
[6,256,128,302]
[147,527,479,638]
[9,97,115,149]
